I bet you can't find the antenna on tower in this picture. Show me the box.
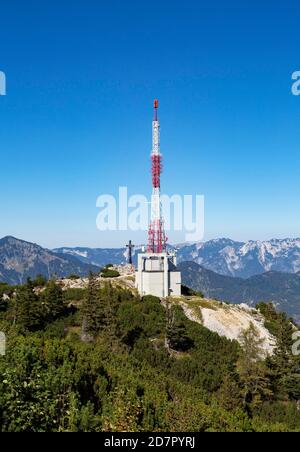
[154,99,159,121]
[147,99,167,254]
[135,100,181,298]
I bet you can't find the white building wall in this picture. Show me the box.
[170,272,182,296]
[142,272,165,298]
[136,253,181,298]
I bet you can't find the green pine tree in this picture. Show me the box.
[237,322,273,413]
[165,303,193,352]
[12,279,43,331]
[81,273,101,341]
[102,282,119,347]
[43,280,65,322]
[268,314,300,400]
[217,374,243,411]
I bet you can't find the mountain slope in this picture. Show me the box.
[54,271,276,356]
[179,261,300,322]
[0,237,100,285]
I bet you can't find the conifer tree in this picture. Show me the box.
[165,303,193,352]
[102,282,119,347]
[12,278,43,331]
[43,280,65,322]
[81,273,100,342]
[237,322,273,413]
[217,375,243,411]
[268,314,300,400]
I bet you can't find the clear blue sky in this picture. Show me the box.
[0,1,299,248]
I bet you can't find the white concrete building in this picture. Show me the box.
[136,252,181,298]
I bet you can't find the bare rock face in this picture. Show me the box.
[180,298,276,356]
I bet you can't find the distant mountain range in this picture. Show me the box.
[0,237,100,285]
[179,261,300,322]
[55,238,300,279]
[177,238,300,278]
[1,236,300,321]
[53,246,127,268]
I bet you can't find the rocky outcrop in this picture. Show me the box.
[180,298,276,356]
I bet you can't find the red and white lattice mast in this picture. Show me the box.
[147,100,167,254]
[136,100,181,298]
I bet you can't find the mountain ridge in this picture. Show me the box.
[177,238,300,278]
[1,236,300,321]
[0,236,100,285]
[54,237,300,279]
